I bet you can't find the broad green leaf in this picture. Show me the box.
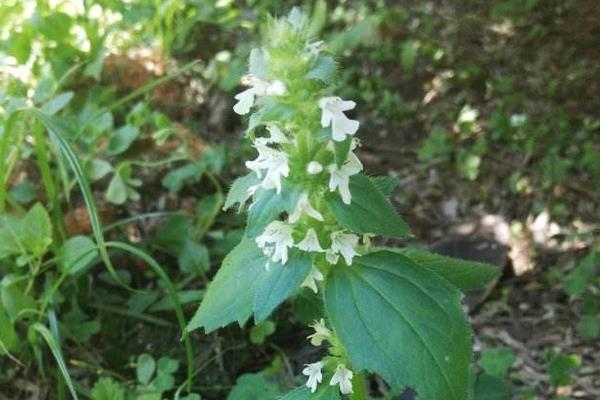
[88,159,113,181]
[399,248,500,292]
[479,347,516,378]
[578,314,600,339]
[306,55,337,82]
[224,173,260,212]
[91,377,126,400]
[325,174,411,238]
[334,137,352,168]
[401,40,419,71]
[0,309,18,354]
[246,185,300,237]
[0,216,23,258]
[105,173,128,204]
[279,385,340,400]
[137,353,156,385]
[1,275,36,321]
[250,320,276,345]
[324,251,472,400]
[178,240,210,275]
[227,373,283,400]
[548,352,580,387]
[161,162,205,193]
[473,374,511,400]
[157,357,179,374]
[370,176,399,197]
[565,252,599,295]
[108,125,139,155]
[57,236,98,274]
[254,251,312,321]
[9,181,38,204]
[186,238,267,332]
[21,203,53,257]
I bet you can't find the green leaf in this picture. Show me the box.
[565,252,599,296]
[473,374,511,400]
[224,173,260,212]
[254,251,312,321]
[227,373,282,400]
[21,203,53,258]
[399,248,500,292]
[250,320,276,345]
[178,240,210,274]
[1,275,36,320]
[325,174,411,238]
[370,176,399,197]
[91,377,126,400]
[334,137,352,168]
[0,309,18,354]
[306,55,337,82]
[548,352,580,387]
[9,181,38,204]
[105,173,128,205]
[108,125,139,155]
[41,92,74,115]
[324,251,472,399]
[246,185,300,237]
[157,356,179,374]
[401,40,419,71]
[137,353,156,385]
[479,347,516,378]
[186,239,267,333]
[578,314,600,339]
[279,385,340,400]
[161,162,205,193]
[57,236,98,274]
[88,159,113,181]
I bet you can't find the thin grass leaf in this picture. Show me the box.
[31,323,79,400]
[105,241,194,390]
[0,113,19,213]
[25,108,130,289]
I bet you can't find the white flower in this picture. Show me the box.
[325,249,340,265]
[301,266,324,293]
[296,229,324,252]
[328,152,363,204]
[307,318,331,346]
[330,231,359,266]
[245,142,289,194]
[307,161,323,174]
[329,364,353,395]
[256,221,294,264]
[265,124,290,143]
[318,97,360,141]
[302,361,323,393]
[233,75,286,115]
[289,192,324,223]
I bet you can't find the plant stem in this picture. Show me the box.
[351,372,369,400]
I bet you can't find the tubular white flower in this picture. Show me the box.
[330,231,359,266]
[329,364,353,395]
[307,161,323,175]
[296,228,324,253]
[265,124,290,143]
[289,192,324,223]
[307,318,331,346]
[302,361,324,393]
[245,142,289,194]
[256,221,294,264]
[328,152,363,204]
[301,266,324,293]
[318,96,360,141]
[325,249,340,265]
[233,75,286,115]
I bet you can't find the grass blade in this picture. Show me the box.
[31,323,79,400]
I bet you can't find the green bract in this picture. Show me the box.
[187,8,498,399]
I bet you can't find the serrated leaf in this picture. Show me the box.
[186,238,267,333]
[370,176,399,197]
[325,174,411,238]
[399,248,500,292]
[254,251,312,321]
[246,185,301,237]
[324,251,472,400]
[224,173,260,212]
